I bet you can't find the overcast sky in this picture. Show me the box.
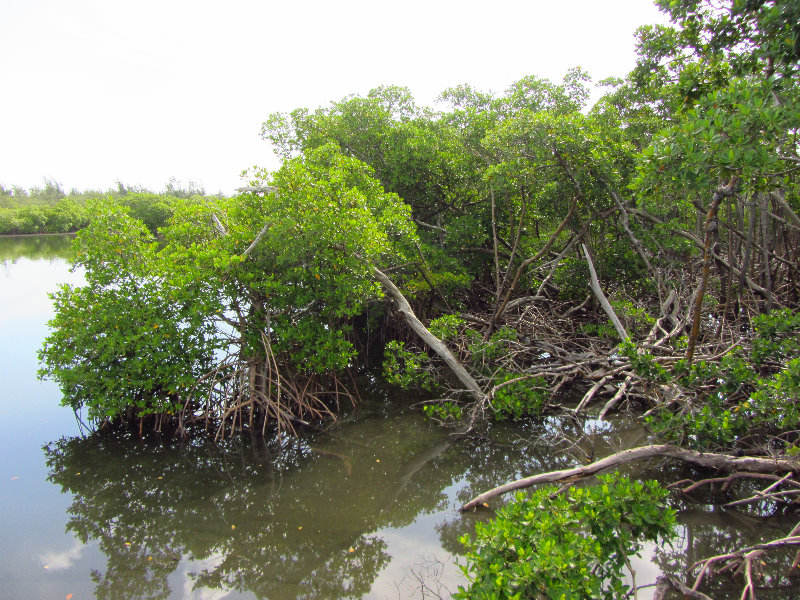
[1,0,668,196]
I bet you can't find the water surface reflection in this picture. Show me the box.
[44,402,599,599]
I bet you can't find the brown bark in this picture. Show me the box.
[685,177,739,365]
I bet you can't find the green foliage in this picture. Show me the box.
[38,202,219,421]
[618,341,669,383]
[0,180,215,235]
[613,300,656,333]
[456,473,676,600]
[0,200,90,234]
[39,146,420,427]
[428,314,464,341]
[121,192,179,233]
[491,373,548,421]
[640,309,800,450]
[654,0,800,79]
[646,356,800,451]
[553,256,590,301]
[636,79,800,194]
[467,327,519,363]
[238,143,418,371]
[751,308,800,365]
[581,322,619,342]
[382,341,433,391]
[422,401,463,422]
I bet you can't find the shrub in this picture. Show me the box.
[456,473,676,600]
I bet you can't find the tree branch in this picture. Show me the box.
[582,243,628,341]
[460,443,800,511]
[372,266,486,403]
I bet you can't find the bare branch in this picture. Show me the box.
[582,243,628,341]
[460,444,800,511]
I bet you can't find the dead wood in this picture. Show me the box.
[582,243,629,342]
[372,266,486,402]
[460,443,800,511]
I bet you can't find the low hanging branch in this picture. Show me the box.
[459,443,800,511]
[372,266,487,403]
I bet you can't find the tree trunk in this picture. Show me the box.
[686,177,739,365]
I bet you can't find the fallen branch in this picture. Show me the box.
[372,266,486,403]
[459,444,800,511]
[582,243,628,342]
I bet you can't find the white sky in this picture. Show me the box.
[1,0,668,196]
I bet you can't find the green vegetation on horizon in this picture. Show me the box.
[0,178,215,235]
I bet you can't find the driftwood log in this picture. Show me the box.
[460,444,800,511]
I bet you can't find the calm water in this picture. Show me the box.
[2,234,798,600]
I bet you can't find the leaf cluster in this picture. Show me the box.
[456,473,676,600]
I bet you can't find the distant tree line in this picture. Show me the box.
[0,178,213,235]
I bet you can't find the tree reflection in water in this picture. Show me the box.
[46,403,745,599]
[45,428,393,600]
